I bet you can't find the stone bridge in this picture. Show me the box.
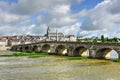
[10,41,120,59]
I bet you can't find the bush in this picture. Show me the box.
[12,52,28,56]
[112,59,120,62]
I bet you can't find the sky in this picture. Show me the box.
[0,0,120,38]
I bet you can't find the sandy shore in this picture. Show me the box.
[0,51,13,54]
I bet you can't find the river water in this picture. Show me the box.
[0,55,120,80]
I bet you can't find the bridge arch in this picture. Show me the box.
[41,44,50,53]
[24,45,31,52]
[10,46,14,51]
[25,46,29,50]
[32,45,38,52]
[19,46,23,52]
[55,45,67,55]
[73,46,89,57]
[95,48,119,59]
[14,47,18,51]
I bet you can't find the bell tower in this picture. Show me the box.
[47,26,50,36]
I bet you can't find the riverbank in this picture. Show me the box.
[0,52,89,61]
[0,51,13,55]
[1,51,120,62]
[0,54,120,80]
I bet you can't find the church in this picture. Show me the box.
[44,26,77,41]
[0,26,77,51]
[44,26,65,41]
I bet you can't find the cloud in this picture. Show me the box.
[59,23,81,35]
[0,0,83,36]
[0,0,119,38]
[53,5,70,15]
[31,24,47,35]
[79,0,120,38]
[10,0,80,15]
[0,11,29,26]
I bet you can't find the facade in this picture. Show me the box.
[45,27,64,41]
[0,37,12,50]
[0,27,77,50]
[44,26,76,41]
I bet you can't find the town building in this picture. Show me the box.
[0,27,77,50]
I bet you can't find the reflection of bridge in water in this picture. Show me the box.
[11,41,120,59]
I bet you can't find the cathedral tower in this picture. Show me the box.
[47,26,50,36]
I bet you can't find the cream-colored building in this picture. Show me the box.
[0,27,77,51]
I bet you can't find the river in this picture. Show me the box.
[0,53,120,80]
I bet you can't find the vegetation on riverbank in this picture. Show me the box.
[67,56,88,60]
[0,52,49,58]
[1,52,120,62]
[112,59,120,62]
[0,52,89,60]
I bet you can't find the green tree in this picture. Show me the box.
[93,39,97,43]
[113,37,118,43]
[101,35,105,42]
[106,37,109,42]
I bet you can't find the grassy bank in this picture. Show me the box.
[0,52,89,60]
[0,52,49,58]
[2,52,119,62]
[112,59,120,62]
[67,56,88,60]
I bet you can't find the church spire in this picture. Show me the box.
[47,26,50,36]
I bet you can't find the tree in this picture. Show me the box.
[93,37,98,43]
[101,35,105,42]
[106,37,109,42]
[113,37,118,43]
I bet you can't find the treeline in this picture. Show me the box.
[77,35,120,43]
[101,35,119,43]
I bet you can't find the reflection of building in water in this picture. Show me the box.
[0,26,77,50]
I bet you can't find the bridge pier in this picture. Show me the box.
[33,45,42,52]
[49,45,55,54]
[68,51,74,56]
[89,45,97,58]
[89,49,97,58]
[67,47,75,56]
[118,51,120,58]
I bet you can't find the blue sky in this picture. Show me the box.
[3,0,103,22]
[0,0,119,38]
[71,0,103,13]
[0,0,18,4]
[2,0,103,13]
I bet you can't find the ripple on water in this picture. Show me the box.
[0,56,120,80]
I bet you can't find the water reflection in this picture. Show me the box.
[0,56,120,80]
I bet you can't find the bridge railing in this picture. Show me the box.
[11,41,120,47]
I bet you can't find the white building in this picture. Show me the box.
[44,26,77,42]
[0,26,77,50]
